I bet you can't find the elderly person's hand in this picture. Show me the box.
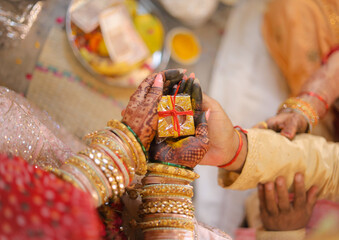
[122,69,185,151]
[258,173,318,231]
[256,111,308,140]
[149,74,209,169]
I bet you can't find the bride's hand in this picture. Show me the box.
[149,75,209,169]
[122,69,185,150]
[199,94,247,171]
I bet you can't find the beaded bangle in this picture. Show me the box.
[92,143,131,186]
[300,91,329,111]
[89,130,137,170]
[80,147,125,198]
[122,122,148,160]
[218,126,247,168]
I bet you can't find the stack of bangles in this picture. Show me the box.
[139,162,200,239]
[278,96,320,132]
[218,126,248,168]
[50,120,147,206]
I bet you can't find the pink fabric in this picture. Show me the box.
[0,87,84,169]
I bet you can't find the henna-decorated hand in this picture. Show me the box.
[149,74,209,169]
[122,69,186,151]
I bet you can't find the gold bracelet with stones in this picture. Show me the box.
[80,147,125,199]
[90,132,136,180]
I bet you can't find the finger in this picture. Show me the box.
[128,74,157,104]
[121,108,126,117]
[163,69,186,95]
[280,118,298,140]
[195,112,208,139]
[266,118,283,133]
[264,182,279,216]
[164,68,186,79]
[275,176,290,212]
[177,79,186,94]
[306,186,318,210]
[258,183,266,212]
[183,77,194,95]
[253,121,268,129]
[145,74,164,103]
[169,84,178,95]
[192,81,202,113]
[293,173,307,209]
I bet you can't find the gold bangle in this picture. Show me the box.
[278,97,319,131]
[141,184,193,198]
[142,176,191,185]
[140,199,194,217]
[89,131,136,173]
[80,147,125,198]
[65,155,109,203]
[139,218,194,231]
[147,163,199,180]
[107,120,147,175]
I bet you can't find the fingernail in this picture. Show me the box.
[258,183,263,190]
[276,178,283,186]
[153,74,163,87]
[295,173,303,182]
[206,109,210,121]
[189,72,195,78]
[266,182,273,190]
[179,68,187,74]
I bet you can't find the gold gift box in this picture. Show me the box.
[157,95,195,138]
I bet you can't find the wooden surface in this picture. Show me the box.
[0,0,232,95]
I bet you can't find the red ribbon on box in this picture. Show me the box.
[158,82,194,137]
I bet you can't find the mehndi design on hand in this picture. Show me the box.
[149,75,209,169]
[122,69,186,151]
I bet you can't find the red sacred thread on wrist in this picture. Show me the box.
[321,45,339,65]
[218,126,248,168]
[300,91,329,111]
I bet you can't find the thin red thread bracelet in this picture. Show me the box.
[300,91,329,111]
[218,126,248,168]
[321,45,339,65]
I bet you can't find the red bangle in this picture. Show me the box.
[300,91,329,110]
[321,45,339,65]
[218,126,248,168]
